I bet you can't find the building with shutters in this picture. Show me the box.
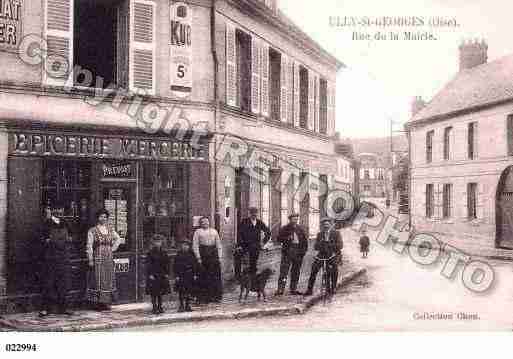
[0,0,343,313]
[357,153,389,198]
[406,40,513,254]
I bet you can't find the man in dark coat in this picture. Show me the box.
[39,203,73,317]
[275,213,308,296]
[304,217,343,296]
[235,207,271,280]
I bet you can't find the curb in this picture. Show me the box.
[0,268,367,332]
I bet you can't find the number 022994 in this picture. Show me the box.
[5,344,38,352]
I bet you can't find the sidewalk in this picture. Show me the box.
[0,245,365,332]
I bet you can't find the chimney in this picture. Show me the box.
[459,39,488,71]
[411,96,426,117]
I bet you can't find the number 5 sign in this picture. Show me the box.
[170,2,193,98]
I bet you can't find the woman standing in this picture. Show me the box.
[192,217,223,303]
[86,209,122,310]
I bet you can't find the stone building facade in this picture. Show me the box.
[406,40,513,254]
[357,153,388,198]
[0,0,343,312]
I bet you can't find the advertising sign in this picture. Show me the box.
[170,2,192,98]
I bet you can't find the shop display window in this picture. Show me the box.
[142,162,187,250]
[41,160,92,255]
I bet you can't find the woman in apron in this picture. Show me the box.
[86,208,122,310]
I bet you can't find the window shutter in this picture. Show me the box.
[129,0,156,95]
[421,185,426,218]
[280,55,288,122]
[327,82,335,136]
[314,75,320,132]
[435,183,442,219]
[474,123,479,159]
[477,183,485,220]
[287,59,294,124]
[260,42,269,117]
[44,0,74,86]
[251,37,261,114]
[449,128,455,160]
[225,22,237,107]
[307,72,314,130]
[461,184,468,220]
[293,62,300,127]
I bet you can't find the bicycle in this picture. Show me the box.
[314,254,336,305]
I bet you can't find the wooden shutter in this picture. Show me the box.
[293,62,300,127]
[251,37,261,114]
[129,0,156,95]
[449,127,455,161]
[226,22,237,107]
[476,183,485,220]
[473,123,479,159]
[44,0,74,86]
[461,184,468,220]
[314,75,320,132]
[326,82,333,135]
[434,183,442,219]
[280,55,288,122]
[420,184,426,218]
[287,60,294,124]
[117,1,130,88]
[307,71,314,130]
[260,42,269,117]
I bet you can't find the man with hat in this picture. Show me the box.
[235,207,271,280]
[304,217,343,296]
[275,212,308,296]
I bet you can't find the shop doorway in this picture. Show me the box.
[496,166,513,249]
[100,182,138,303]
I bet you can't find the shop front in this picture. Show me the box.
[5,127,212,309]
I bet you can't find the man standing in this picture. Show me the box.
[304,217,343,296]
[275,213,308,296]
[39,202,73,317]
[235,207,271,279]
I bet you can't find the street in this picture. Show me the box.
[119,201,513,331]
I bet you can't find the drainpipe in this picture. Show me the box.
[211,0,220,231]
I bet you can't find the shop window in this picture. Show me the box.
[319,78,328,134]
[142,163,187,250]
[236,30,252,112]
[269,48,281,121]
[42,160,92,254]
[73,0,129,88]
[299,66,309,129]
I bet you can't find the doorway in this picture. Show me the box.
[100,182,138,303]
[496,166,513,249]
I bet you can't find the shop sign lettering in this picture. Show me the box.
[0,0,22,52]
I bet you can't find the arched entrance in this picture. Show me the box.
[496,165,513,249]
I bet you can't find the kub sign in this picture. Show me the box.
[170,2,192,98]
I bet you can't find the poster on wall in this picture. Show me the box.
[170,1,192,98]
[0,0,22,52]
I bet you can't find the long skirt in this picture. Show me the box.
[198,245,223,303]
[87,244,117,305]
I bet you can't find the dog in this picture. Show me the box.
[238,267,275,302]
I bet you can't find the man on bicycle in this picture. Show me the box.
[303,217,343,296]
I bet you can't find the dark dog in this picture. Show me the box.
[239,267,275,302]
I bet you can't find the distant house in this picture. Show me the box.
[406,39,513,253]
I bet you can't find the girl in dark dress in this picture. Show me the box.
[146,234,171,314]
[173,240,199,312]
[359,229,370,258]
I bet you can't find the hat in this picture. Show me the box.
[320,217,332,224]
[249,207,258,214]
[288,212,300,219]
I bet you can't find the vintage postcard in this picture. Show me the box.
[0,0,512,349]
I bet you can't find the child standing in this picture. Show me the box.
[146,234,171,314]
[173,240,199,312]
[359,229,370,258]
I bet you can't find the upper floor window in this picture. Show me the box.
[443,126,452,160]
[319,78,328,134]
[364,170,370,180]
[468,122,477,159]
[299,66,309,129]
[236,30,252,112]
[269,48,281,121]
[426,130,434,163]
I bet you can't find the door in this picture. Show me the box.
[100,182,138,303]
[496,166,513,249]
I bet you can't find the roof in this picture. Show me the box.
[409,54,513,124]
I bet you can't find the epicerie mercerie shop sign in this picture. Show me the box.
[0,0,22,51]
[9,132,208,161]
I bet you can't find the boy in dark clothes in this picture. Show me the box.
[173,240,199,312]
[359,229,370,258]
[146,234,171,314]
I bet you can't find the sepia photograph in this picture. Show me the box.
[0,0,512,355]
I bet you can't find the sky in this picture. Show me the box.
[279,0,513,139]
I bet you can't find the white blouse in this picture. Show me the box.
[192,228,222,261]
